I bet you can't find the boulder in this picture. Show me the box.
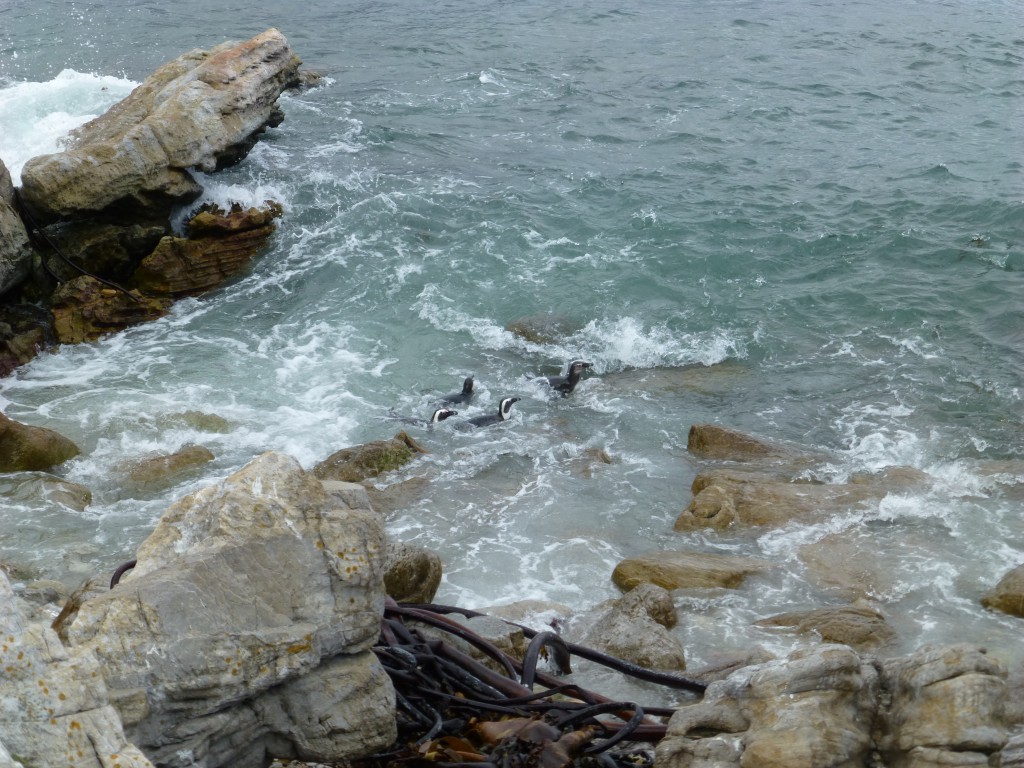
[0,570,155,768]
[876,644,1008,767]
[611,550,771,592]
[383,541,443,603]
[0,158,35,297]
[64,452,396,768]
[687,423,794,462]
[314,431,427,483]
[0,412,80,472]
[576,583,686,671]
[754,602,898,652]
[132,202,283,296]
[118,443,216,488]
[980,563,1024,618]
[49,276,171,344]
[19,29,301,224]
[656,644,879,768]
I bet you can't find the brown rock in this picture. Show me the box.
[121,444,216,488]
[612,550,771,592]
[132,202,282,297]
[505,313,578,344]
[314,431,427,483]
[0,412,80,472]
[687,423,783,460]
[49,275,171,343]
[754,602,899,652]
[0,157,35,296]
[798,533,897,600]
[981,563,1024,618]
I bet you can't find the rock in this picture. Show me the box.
[877,644,1008,767]
[0,158,35,297]
[505,313,578,344]
[363,475,430,517]
[0,471,92,511]
[314,431,427,483]
[49,275,172,344]
[64,452,396,768]
[611,550,771,592]
[0,412,80,472]
[481,599,575,634]
[0,570,156,768]
[754,602,899,652]
[656,644,879,768]
[132,202,283,296]
[118,443,215,488]
[19,29,301,224]
[676,469,882,532]
[383,541,443,603]
[41,221,166,284]
[798,533,898,600]
[687,423,789,461]
[980,563,1024,618]
[576,584,687,671]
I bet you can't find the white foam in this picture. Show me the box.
[0,70,136,182]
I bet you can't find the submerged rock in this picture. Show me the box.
[314,431,427,483]
[118,443,216,488]
[0,412,80,472]
[611,550,771,592]
[754,602,899,652]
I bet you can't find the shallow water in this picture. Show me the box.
[1,0,1022,681]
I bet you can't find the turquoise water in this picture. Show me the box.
[1,0,1022,676]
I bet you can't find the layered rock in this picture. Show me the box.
[64,451,396,768]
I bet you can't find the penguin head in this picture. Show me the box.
[568,360,592,375]
[498,397,521,420]
[462,376,475,395]
[432,408,458,423]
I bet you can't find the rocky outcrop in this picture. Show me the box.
[0,570,155,768]
[63,452,396,768]
[981,563,1024,618]
[656,642,1010,768]
[611,550,771,592]
[0,30,302,374]
[0,412,80,472]
[20,30,300,224]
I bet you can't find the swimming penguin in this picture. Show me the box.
[437,376,475,405]
[461,397,521,428]
[537,360,592,395]
[385,407,458,427]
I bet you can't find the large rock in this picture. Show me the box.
[754,602,898,652]
[611,550,771,592]
[0,412,80,472]
[980,563,1024,618]
[19,29,301,224]
[876,644,1008,767]
[64,452,396,768]
[0,158,35,297]
[656,644,879,768]
[0,571,155,768]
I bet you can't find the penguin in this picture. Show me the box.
[461,397,521,428]
[536,360,592,395]
[437,376,475,405]
[385,407,458,427]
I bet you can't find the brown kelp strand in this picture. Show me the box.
[353,601,706,768]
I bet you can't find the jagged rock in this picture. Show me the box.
[656,644,879,768]
[64,452,396,768]
[314,431,427,483]
[576,584,686,671]
[877,644,1008,767]
[19,29,301,224]
[132,202,283,296]
[611,550,771,592]
[754,602,899,652]
[383,541,443,603]
[0,158,35,297]
[118,443,215,488]
[41,220,167,284]
[0,412,80,472]
[0,571,155,767]
[980,563,1024,618]
[49,275,172,343]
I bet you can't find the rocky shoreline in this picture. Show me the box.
[2,30,1023,768]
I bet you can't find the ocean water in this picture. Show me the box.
[1,0,1022,683]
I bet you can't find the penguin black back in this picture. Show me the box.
[438,376,475,405]
[540,360,592,395]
